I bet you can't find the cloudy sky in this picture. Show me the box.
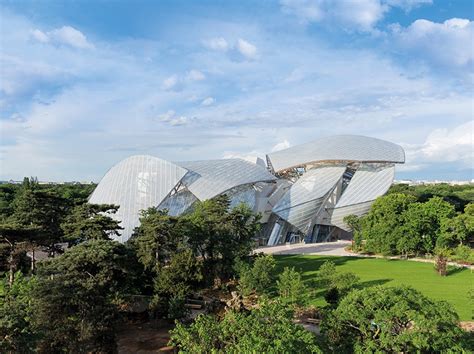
[0,0,472,182]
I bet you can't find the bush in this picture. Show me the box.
[276,267,308,307]
[323,286,465,353]
[318,261,359,303]
[170,300,322,353]
[450,244,474,264]
[236,254,275,296]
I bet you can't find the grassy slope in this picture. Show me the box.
[274,255,472,321]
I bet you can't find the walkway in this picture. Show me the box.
[255,240,353,256]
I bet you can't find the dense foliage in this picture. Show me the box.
[32,240,142,352]
[0,272,37,352]
[323,286,465,353]
[61,203,123,242]
[235,254,276,296]
[170,300,322,353]
[349,189,474,261]
[130,195,260,318]
[276,266,308,307]
[388,183,474,212]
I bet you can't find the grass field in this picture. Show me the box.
[273,255,473,321]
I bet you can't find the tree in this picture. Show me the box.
[153,249,203,319]
[0,223,39,286]
[9,179,70,270]
[434,246,450,276]
[130,208,182,273]
[235,254,276,296]
[343,214,362,251]
[11,179,69,245]
[32,240,141,352]
[400,197,455,255]
[440,203,474,247]
[0,272,38,352]
[276,266,308,307]
[61,203,122,242]
[0,184,20,222]
[181,196,259,282]
[361,193,417,255]
[323,286,464,353]
[170,300,322,353]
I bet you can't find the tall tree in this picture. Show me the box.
[182,195,259,280]
[32,240,141,352]
[361,193,417,255]
[10,179,70,266]
[400,196,455,255]
[440,203,474,247]
[130,208,182,272]
[61,203,122,243]
[0,223,39,285]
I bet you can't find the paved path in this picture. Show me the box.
[255,240,353,256]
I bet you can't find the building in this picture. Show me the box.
[89,135,405,243]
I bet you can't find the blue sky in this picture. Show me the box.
[0,0,472,182]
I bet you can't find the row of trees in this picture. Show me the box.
[0,178,100,283]
[346,193,474,259]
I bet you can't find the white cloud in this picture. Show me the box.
[201,97,215,106]
[30,29,49,43]
[271,139,291,152]
[386,0,432,11]
[202,36,258,61]
[420,121,473,164]
[49,26,93,49]
[280,0,388,31]
[158,110,176,122]
[187,69,205,81]
[2,7,472,181]
[280,0,324,22]
[169,116,188,126]
[31,26,93,49]
[162,75,179,90]
[158,110,188,126]
[402,121,473,171]
[236,38,258,60]
[392,18,473,68]
[203,37,229,51]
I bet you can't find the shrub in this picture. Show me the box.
[170,300,322,353]
[236,254,275,296]
[323,286,464,353]
[276,267,308,307]
[450,244,474,264]
[318,261,359,303]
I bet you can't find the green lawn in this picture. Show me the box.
[273,255,473,321]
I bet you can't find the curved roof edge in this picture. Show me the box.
[175,158,277,201]
[266,135,405,172]
[89,155,188,243]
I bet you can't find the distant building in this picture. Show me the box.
[89,135,406,244]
